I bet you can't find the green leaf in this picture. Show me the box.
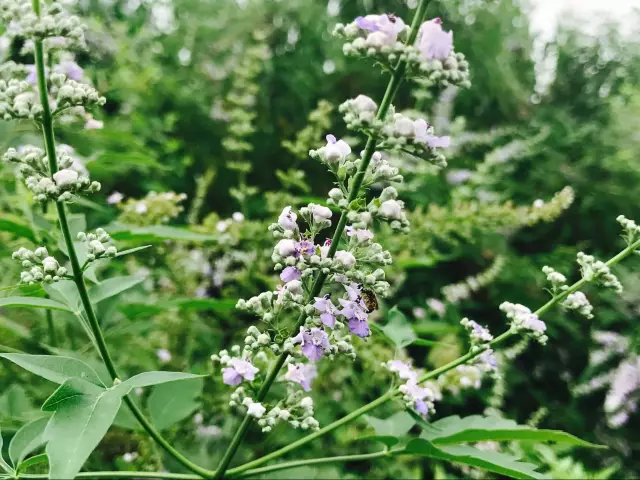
[113,371,203,395]
[87,275,145,304]
[366,411,415,437]
[422,415,605,449]
[0,354,104,387]
[148,377,203,431]
[107,224,218,243]
[0,297,72,313]
[9,416,50,467]
[403,439,546,479]
[379,307,416,348]
[120,297,236,317]
[43,378,122,479]
[16,453,48,474]
[0,385,37,421]
[0,426,13,474]
[0,215,37,243]
[114,245,152,258]
[43,281,81,312]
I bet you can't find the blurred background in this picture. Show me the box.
[1,0,640,478]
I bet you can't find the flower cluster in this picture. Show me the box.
[499,302,548,344]
[461,317,493,349]
[542,265,568,294]
[0,0,85,47]
[334,16,470,89]
[367,186,410,232]
[50,74,106,113]
[562,291,594,319]
[438,350,498,396]
[76,229,118,263]
[12,247,68,285]
[616,214,640,245]
[385,360,437,416]
[116,191,188,226]
[0,79,42,120]
[576,252,623,294]
[4,145,100,202]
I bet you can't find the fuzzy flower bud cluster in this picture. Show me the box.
[576,252,623,294]
[438,350,498,395]
[76,229,117,262]
[334,16,470,89]
[117,191,188,226]
[541,265,568,294]
[499,302,548,344]
[0,79,42,120]
[367,186,410,232]
[4,145,100,202]
[0,0,85,47]
[562,291,594,319]
[616,215,640,245]
[380,114,449,167]
[338,95,383,131]
[50,74,106,112]
[12,247,67,284]
[442,256,505,304]
[461,317,493,349]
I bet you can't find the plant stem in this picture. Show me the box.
[19,473,200,480]
[212,4,433,477]
[45,307,56,346]
[231,449,390,478]
[226,238,640,473]
[31,5,213,477]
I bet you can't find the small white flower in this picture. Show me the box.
[353,94,377,113]
[285,279,303,295]
[52,168,79,188]
[310,204,333,222]
[107,191,124,204]
[276,239,297,257]
[216,220,228,232]
[335,250,356,268]
[156,348,172,363]
[278,206,298,230]
[379,199,403,220]
[247,402,266,418]
[135,202,148,214]
[300,397,313,409]
[322,135,351,163]
[42,256,59,273]
[232,212,245,222]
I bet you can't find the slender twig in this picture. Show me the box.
[225,238,640,475]
[30,1,213,477]
[212,2,433,477]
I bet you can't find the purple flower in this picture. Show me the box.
[355,14,406,46]
[401,380,435,417]
[295,239,315,257]
[285,363,318,391]
[386,360,418,381]
[222,358,259,386]
[348,318,371,338]
[425,135,451,149]
[54,61,83,81]
[313,295,337,327]
[417,18,453,61]
[25,65,37,85]
[293,327,332,361]
[280,266,301,283]
[355,16,380,32]
[415,399,429,415]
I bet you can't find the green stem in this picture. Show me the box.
[227,238,640,473]
[19,473,199,480]
[226,391,395,478]
[45,307,56,347]
[31,4,213,477]
[231,449,390,479]
[213,3,433,477]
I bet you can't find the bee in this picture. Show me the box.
[358,284,379,313]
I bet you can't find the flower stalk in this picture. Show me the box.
[30,1,213,477]
[212,2,434,477]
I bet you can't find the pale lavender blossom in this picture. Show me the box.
[156,348,172,363]
[107,191,124,204]
[54,60,84,81]
[402,380,434,416]
[278,206,298,230]
[346,226,374,243]
[322,134,351,163]
[222,358,259,386]
[295,239,315,257]
[427,298,446,316]
[293,327,332,361]
[417,18,453,61]
[25,65,38,85]
[285,363,318,391]
[387,360,418,381]
[280,266,301,283]
[313,295,337,327]
[446,169,472,185]
[355,14,406,46]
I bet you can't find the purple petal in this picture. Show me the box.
[348,318,371,338]
[321,313,336,327]
[427,135,451,148]
[326,134,337,144]
[355,16,380,32]
[302,343,324,362]
[415,399,429,415]
[280,266,301,283]
[222,368,242,386]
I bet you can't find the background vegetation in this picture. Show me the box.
[1,0,640,478]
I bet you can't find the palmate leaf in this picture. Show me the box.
[42,378,122,480]
[0,354,104,387]
[378,307,416,348]
[420,415,604,449]
[148,377,203,431]
[9,416,50,467]
[403,438,547,480]
[87,275,145,304]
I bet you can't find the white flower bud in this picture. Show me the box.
[278,206,297,230]
[334,250,356,268]
[379,199,403,220]
[42,256,59,273]
[247,402,266,418]
[311,204,332,221]
[52,168,79,188]
[276,239,297,257]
